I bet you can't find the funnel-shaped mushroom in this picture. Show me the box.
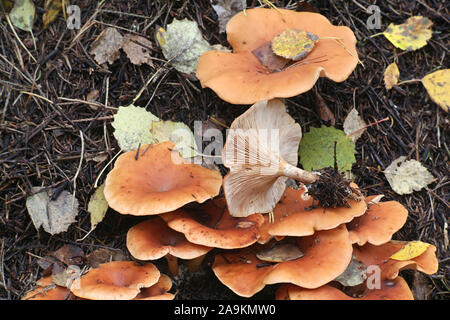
[126,217,212,276]
[196,8,358,104]
[258,185,366,243]
[222,99,317,217]
[347,195,408,246]
[212,225,353,297]
[104,141,222,216]
[70,261,161,300]
[161,198,264,249]
[276,277,414,300]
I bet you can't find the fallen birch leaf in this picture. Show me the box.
[87,183,108,231]
[334,257,367,287]
[343,108,367,143]
[111,104,159,151]
[90,27,124,65]
[122,34,154,67]
[384,62,400,90]
[9,0,35,32]
[151,120,198,158]
[382,16,433,51]
[390,241,431,261]
[421,69,449,112]
[26,187,79,235]
[384,156,435,195]
[271,29,319,61]
[157,18,212,76]
[210,0,246,33]
[43,0,63,29]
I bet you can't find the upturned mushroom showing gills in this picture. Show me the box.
[196,8,358,104]
[103,141,222,216]
[222,99,318,217]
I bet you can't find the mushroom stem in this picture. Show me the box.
[281,162,318,184]
[166,254,179,277]
[184,254,206,273]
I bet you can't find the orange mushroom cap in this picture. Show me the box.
[258,185,366,243]
[276,277,414,300]
[126,216,212,260]
[353,241,439,280]
[22,276,74,300]
[70,261,161,300]
[196,8,358,104]
[133,274,175,300]
[348,195,408,246]
[104,141,222,216]
[161,198,265,249]
[212,225,353,297]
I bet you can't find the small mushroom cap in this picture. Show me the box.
[133,274,174,300]
[70,261,161,300]
[212,225,353,297]
[353,241,439,280]
[196,8,358,104]
[348,196,408,246]
[104,141,222,216]
[22,277,73,300]
[126,216,212,260]
[277,277,414,300]
[222,99,306,217]
[259,186,366,243]
[161,198,264,249]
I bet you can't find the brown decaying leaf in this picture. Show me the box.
[315,90,335,125]
[90,27,124,65]
[43,0,63,29]
[210,0,246,33]
[122,34,154,67]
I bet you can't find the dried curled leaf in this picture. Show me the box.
[271,29,318,61]
[43,0,63,29]
[157,18,212,76]
[384,156,435,195]
[9,0,35,32]
[384,62,400,90]
[122,34,154,67]
[87,183,108,231]
[421,69,449,112]
[111,104,159,151]
[382,16,433,51]
[90,27,124,65]
[343,108,367,143]
[210,0,246,33]
[390,241,431,261]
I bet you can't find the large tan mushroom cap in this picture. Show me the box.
[22,277,74,300]
[196,8,358,104]
[104,141,222,216]
[222,99,317,217]
[127,216,212,260]
[259,186,366,243]
[348,195,408,246]
[70,261,160,300]
[353,241,439,280]
[161,198,264,249]
[212,225,353,297]
[277,277,414,300]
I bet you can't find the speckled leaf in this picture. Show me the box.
[334,257,367,287]
[90,27,124,65]
[390,241,431,261]
[384,62,400,90]
[87,183,108,230]
[111,104,159,151]
[9,0,35,32]
[384,156,435,195]
[382,16,433,51]
[271,29,318,61]
[122,34,154,67]
[157,18,212,76]
[299,126,356,172]
[421,69,449,112]
[26,187,79,235]
[151,120,198,158]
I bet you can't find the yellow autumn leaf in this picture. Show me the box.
[43,0,63,29]
[421,69,449,112]
[390,241,431,261]
[384,62,400,90]
[382,16,433,51]
[271,29,318,61]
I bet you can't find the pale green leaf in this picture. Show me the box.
[88,183,108,230]
[151,120,198,158]
[10,0,35,32]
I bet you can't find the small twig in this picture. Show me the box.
[72,130,85,208]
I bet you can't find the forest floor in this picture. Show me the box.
[0,0,448,300]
